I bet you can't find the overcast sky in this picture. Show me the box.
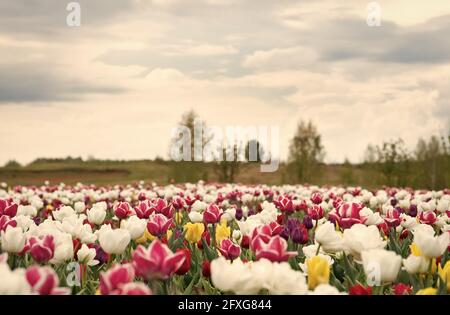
[1,0,450,165]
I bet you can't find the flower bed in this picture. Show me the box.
[0,182,449,295]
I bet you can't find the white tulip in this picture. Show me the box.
[53,206,76,222]
[74,202,86,213]
[361,249,402,283]
[98,227,130,255]
[16,205,37,217]
[309,284,346,295]
[51,233,74,264]
[120,216,147,240]
[191,200,207,212]
[87,206,106,225]
[359,207,383,226]
[188,211,203,223]
[77,244,99,266]
[1,226,26,253]
[437,198,450,213]
[0,264,31,295]
[413,230,449,258]
[402,254,429,274]
[343,224,386,261]
[315,222,344,253]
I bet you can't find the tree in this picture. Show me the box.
[287,120,325,183]
[214,145,241,182]
[376,139,410,186]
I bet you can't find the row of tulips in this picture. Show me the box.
[0,181,449,295]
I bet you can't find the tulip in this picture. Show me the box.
[0,215,17,231]
[349,284,372,295]
[0,199,18,217]
[77,244,99,266]
[1,226,26,253]
[307,205,324,221]
[119,282,152,295]
[120,216,147,240]
[134,200,153,219]
[188,211,203,223]
[98,227,131,255]
[274,196,294,214]
[361,249,402,283]
[114,202,133,220]
[132,240,186,280]
[393,283,412,295]
[218,239,241,260]
[202,260,211,278]
[150,199,174,217]
[416,287,437,295]
[27,235,55,263]
[175,249,191,275]
[203,204,222,224]
[330,202,363,229]
[315,222,344,253]
[183,222,205,244]
[25,266,70,295]
[419,210,437,225]
[438,261,450,292]
[99,264,135,295]
[255,235,297,263]
[307,256,330,290]
[147,214,173,238]
[311,192,323,205]
[413,230,449,258]
[215,220,230,244]
[87,205,106,225]
[343,224,386,261]
[384,208,401,227]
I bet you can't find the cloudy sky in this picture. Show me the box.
[1,0,450,165]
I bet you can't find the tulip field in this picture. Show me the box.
[0,181,449,295]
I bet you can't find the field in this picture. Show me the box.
[0,181,449,295]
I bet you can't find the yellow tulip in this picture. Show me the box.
[416,287,437,295]
[215,220,230,244]
[410,243,422,257]
[146,228,157,241]
[307,256,330,290]
[167,229,173,240]
[183,222,205,244]
[438,261,450,292]
[175,212,183,225]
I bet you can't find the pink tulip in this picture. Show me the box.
[329,202,363,229]
[255,235,297,263]
[150,199,174,217]
[0,215,17,231]
[203,204,222,224]
[308,205,324,221]
[419,210,437,225]
[134,200,154,219]
[311,192,323,205]
[250,222,283,251]
[99,264,135,295]
[0,199,18,217]
[118,282,152,295]
[147,214,173,237]
[274,196,294,214]
[27,235,55,263]
[132,240,186,280]
[25,266,70,295]
[114,202,133,219]
[385,208,401,227]
[218,239,241,260]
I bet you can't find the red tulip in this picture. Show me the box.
[203,204,222,224]
[25,266,70,295]
[240,235,250,249]
[0,199,18,217]
[147,214,173,237]
[151,199,174,217]
[114,202,133,219]
[385,208,401,227]
[255,235,297,263]
[349,284,372,295]
[393,283,412,295]
[197,230,210,249]
[218,239,241,260]
[132,240,186,280]
[27,235,55,263]
[99,264,135,295]
[202,260,211,278]
[175,248,191,275]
